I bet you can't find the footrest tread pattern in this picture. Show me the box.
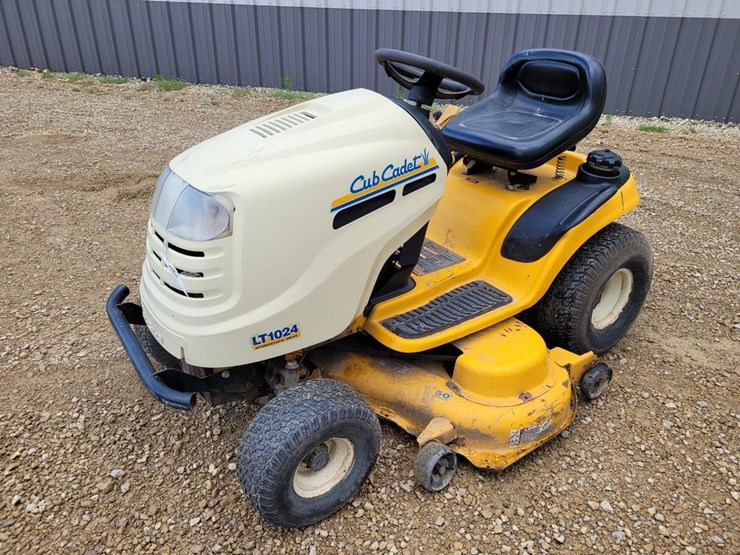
[381,280,512,339]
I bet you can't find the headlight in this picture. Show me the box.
[150,166,233,241]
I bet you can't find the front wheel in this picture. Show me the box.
[133,324,178,368]
[236,379,381,528]
[531,223,653,355]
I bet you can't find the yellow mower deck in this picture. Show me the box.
[311,320,595,470]
[363,151,639,352]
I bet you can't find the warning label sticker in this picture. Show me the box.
[509,420,553,447]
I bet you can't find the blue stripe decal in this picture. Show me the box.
[330,165,439,213]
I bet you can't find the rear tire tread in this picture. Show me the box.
[531,223,652,354]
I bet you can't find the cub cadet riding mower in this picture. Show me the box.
[107,48,652,527]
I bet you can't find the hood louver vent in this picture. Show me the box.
[250,111,317,138]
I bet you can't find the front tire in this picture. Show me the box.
[236,379,381,528]
[531,223,653,354]
[133,325,178,368]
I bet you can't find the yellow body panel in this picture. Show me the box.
[310,319,595,470]
[364,151,640,352]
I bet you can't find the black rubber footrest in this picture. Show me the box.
[381,280,512,339]
[413,240,466,276]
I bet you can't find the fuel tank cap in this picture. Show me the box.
[586,149,622,175]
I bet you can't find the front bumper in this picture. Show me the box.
[106,284,196,411]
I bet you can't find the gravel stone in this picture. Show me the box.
[96,480,114,494]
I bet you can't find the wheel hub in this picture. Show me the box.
[591,268,634,329]
[304,443,330,471]
[591,374,609,397]
[431,454,455,488]
[292,438,356,499]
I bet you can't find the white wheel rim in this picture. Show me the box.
[591,268,634,329]
[292,438,355,499]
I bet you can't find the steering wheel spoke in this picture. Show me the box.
[375,48,485,104]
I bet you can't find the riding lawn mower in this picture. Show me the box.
[107,48,653,527]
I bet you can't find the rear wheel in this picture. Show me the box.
[531,223,653,354]
[236,379,381,528]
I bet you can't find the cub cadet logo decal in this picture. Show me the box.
[251,324,300,350]
[330,149,438,212]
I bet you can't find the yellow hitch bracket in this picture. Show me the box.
[417,416,457,448]
[434,105,461,128]
[550,347,597,385]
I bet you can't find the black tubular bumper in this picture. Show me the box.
[106,284,196,411]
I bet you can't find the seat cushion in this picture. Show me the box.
[442,50,606,170]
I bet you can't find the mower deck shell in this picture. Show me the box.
[310,319,595,470]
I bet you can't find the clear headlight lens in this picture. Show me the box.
[150,167,232,241]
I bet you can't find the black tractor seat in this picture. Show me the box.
[442,49,607,170]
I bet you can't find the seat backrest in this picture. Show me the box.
[501,49,605,117]
[517,59,581,99]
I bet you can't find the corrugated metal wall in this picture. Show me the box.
[0,0,738,121]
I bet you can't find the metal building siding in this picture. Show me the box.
[627,17,682,117]
[327,8,352,92]
[694,17,740,121]
[233,4,263,88]
[144,1,176,78]
[376,9,404,95]
[0,1,737,122]
[479,14,517,89]
[209,5,237,85]
[350,9,371,91]
[2,1,31,69]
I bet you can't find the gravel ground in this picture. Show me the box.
[0,69,738,555]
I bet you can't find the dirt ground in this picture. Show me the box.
[0,70,738,555]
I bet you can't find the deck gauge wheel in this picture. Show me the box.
[236,379,381,527]
[580,362,613,400]
[414,441,458,492]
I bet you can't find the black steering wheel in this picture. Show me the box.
[375,48,485,105]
